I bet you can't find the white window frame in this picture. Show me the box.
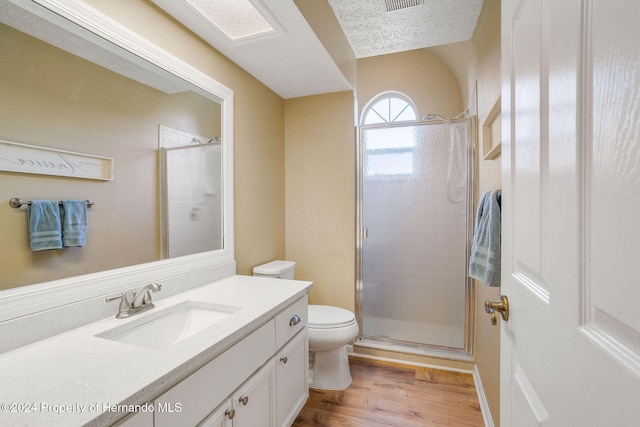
[360,91,419,178]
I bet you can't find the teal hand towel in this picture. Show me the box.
[469,190,502,286]
[27,200,63,251]
[61,200,88,247]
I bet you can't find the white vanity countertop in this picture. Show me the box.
[0,275,312,426]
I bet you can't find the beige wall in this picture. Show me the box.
[284,92,356,311]
[430,0,502,423]
[356,49,463,121]
[470,2,502,425]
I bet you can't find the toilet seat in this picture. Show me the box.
[308,305,356,329]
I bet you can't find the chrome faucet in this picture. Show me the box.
[131,283,162,309]
[106,283,162,318]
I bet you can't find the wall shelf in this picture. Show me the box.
[482,97,502,160]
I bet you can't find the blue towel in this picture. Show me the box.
[27,200,63,251]
[61,200,88,247]
[469,190,502,286]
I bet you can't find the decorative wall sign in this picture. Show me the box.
[0,140,113,180]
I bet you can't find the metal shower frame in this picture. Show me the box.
[355,114,477,360]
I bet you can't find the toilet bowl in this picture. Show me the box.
[253,260,359,391]
[307,305,359,390]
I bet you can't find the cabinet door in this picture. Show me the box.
[233,359,276,427]
[275,330,308,427]
[199,400,233,427]
[112,410,153,427]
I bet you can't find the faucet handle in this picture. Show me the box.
[106,292,131,318]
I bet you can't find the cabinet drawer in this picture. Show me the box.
[274,295,308,349]
[155,320,275,427]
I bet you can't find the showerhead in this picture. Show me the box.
[453,109,469,120]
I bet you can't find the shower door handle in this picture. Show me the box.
[485,295,509,325]
[361,228,368,239]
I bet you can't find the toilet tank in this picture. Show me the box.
[253,260,296,279]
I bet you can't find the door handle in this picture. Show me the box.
[485,295,509,325]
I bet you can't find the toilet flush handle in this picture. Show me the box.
[289,314,301,326]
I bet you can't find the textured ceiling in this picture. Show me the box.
[328,0,483,58]
[150,0,352,99]
[149,0,484,98]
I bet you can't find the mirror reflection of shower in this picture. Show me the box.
[160,125,223,258]
[187,136,222,221]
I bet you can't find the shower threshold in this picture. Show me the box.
[355,336,474,363]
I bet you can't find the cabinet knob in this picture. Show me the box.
[280,356,288,364]
[289,314,301,326]
[225,408,235,420]
[239,395,249,406]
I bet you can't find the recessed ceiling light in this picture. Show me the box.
[184,0,275,41]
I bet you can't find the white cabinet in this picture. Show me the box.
[198,403,232,427]
[154,321,275,427]
[200,360,275,427]
[276,330,308,427]
[152,295,309,427]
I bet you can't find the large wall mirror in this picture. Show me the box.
[0,0,234,292]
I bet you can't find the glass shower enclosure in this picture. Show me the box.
[356,119,474,356]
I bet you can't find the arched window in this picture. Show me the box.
[360,92,418,176]
[360,91,418,125]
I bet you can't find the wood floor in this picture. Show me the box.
[293,357,484,427]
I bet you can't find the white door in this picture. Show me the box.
[501,0,640,425]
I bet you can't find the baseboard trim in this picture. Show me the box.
[473,365,495,427]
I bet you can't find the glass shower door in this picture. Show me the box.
[359,120,472,351]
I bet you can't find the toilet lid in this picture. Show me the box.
[308,305,356,328]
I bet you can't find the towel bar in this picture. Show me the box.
[9,198,94,208]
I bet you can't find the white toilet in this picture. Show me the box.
[253,260,359,390]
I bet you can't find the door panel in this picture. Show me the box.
[512,361,548,427]
[502,0,640,425]
[584,0,640,371]
[512,0,545,284]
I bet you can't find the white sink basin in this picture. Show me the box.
[97,301,241,350]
